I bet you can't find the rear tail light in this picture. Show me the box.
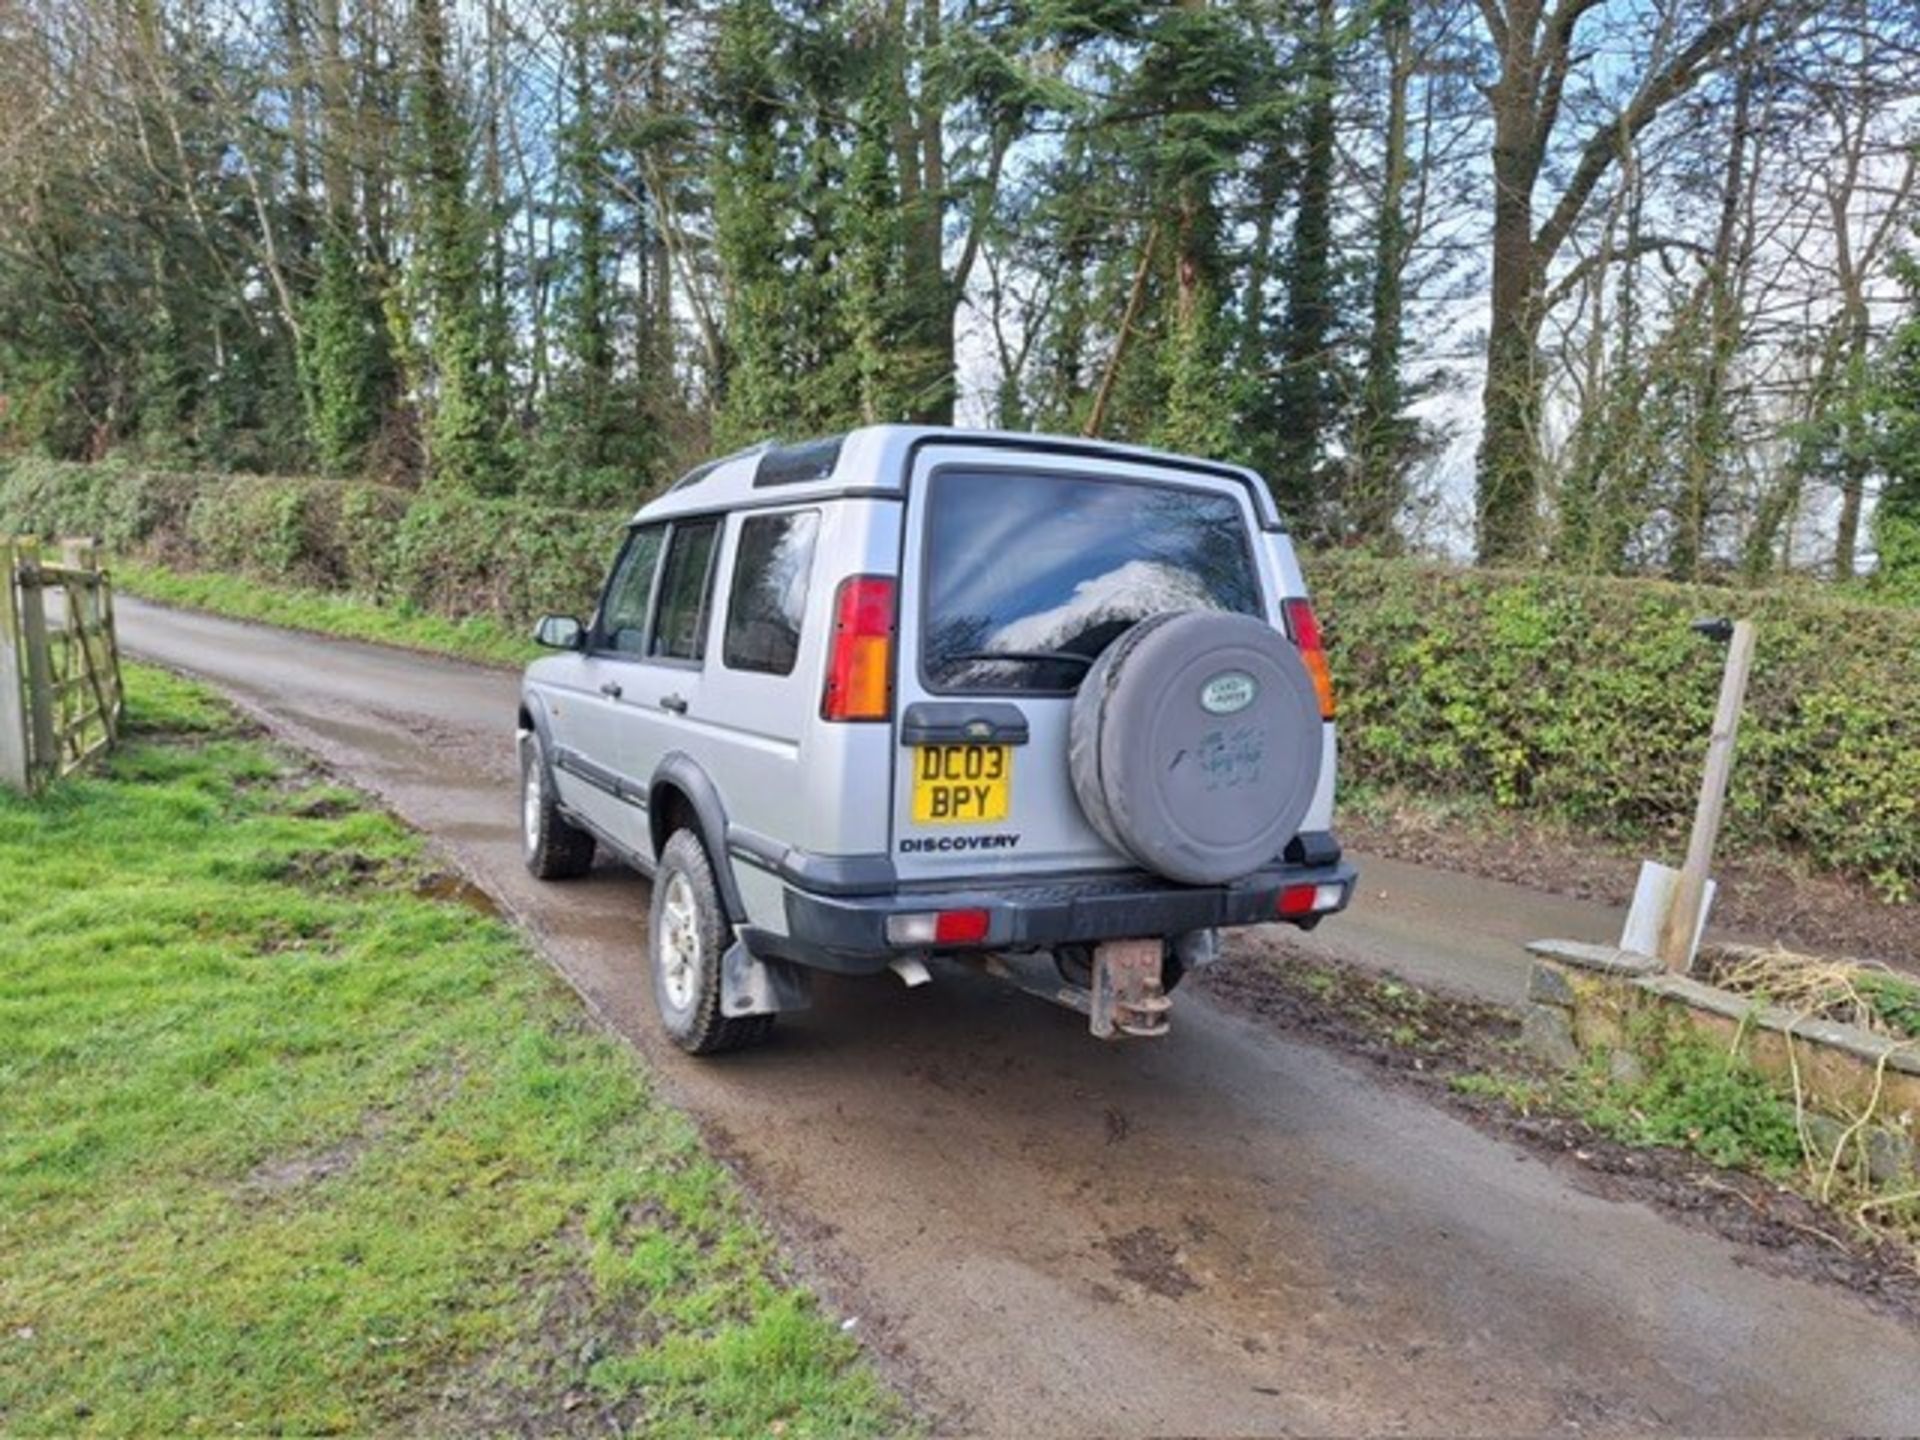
[1282,597,1336,719]
[885,908,991,947]
[822,575,896,721]
[1277,881,1346,918]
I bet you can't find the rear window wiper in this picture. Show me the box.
[948,649,1095,669]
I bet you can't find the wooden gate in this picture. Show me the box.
[1,538,125,793]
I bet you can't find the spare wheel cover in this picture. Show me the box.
[1069,610,1324,885]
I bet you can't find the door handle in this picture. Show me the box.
[659,693,689,714]
[599,681,623,699]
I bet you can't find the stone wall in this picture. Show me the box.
[1525,940,1919,1185]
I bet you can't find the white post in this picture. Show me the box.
[1658,619,1757,973]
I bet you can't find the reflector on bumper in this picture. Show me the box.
[1277,881,1346,918]
[885,908,991,947]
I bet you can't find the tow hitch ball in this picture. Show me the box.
[1089,938,1172,1039]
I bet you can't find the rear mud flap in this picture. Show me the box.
[720,939,813,1017]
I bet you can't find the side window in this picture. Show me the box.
[597,526,665,655]
[649,519,722,662]
[723,510,820,676]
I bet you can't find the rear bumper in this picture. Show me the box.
[753,860,1356,974]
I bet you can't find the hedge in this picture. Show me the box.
[3,457,1915,897]
[1310,555,1920,901]
[0,455,626,626]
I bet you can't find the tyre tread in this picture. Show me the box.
[653,829,775,1055]
[524,737,596,880]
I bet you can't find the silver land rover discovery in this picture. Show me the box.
[518,427,1353,1053]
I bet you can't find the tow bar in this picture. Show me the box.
[1088,938,1172,1038]
[973,938,1174,1039]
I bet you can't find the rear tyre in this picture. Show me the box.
[650,829,775,1055]
[522,732,595,880]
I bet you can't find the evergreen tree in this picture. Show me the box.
[294,0,395,476]
[1158,272,1236,457]
[1072,0,1284,463]
[709,0,865,447]
[134,253,197,465]
[1028,133,1102,432]
[1869,248,1920,601]
[845,55,912,425]
[413,0,512,494]
[301,228,390,475]
[564,14,615,437]
[1144,2,1242,461]
[529,0,659,503]
[710,0,800,447]
[1,0,1910,587]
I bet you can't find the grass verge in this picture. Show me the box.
[115,560,539,668]
[0,667,897,1436]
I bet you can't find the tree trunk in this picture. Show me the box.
[1672,17,1756,580]
[481,0,512,393]
[1470,0,1785,564]
[1273,0,1338,531]
[646,0,671,370]
[567,0,611,442]
[1352,0,1413,549]
[1477,78,1545,563]
[414,0,508,492]
[281,0,315,268]
[314,0,353,227]
[1833,282,1873,575]
[1084,225,1159,440]
[907,0,953,423]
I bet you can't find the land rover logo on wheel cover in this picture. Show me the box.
[1199,670,1258,715]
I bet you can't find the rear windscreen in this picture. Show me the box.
[921,469,1262,693]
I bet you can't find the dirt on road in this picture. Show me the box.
[1201,936,1920,1328]
[115,596,1920,1436]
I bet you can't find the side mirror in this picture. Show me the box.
[533,615,585,650]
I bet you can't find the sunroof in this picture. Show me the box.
[665,441,775,494]
[753,435,844,488]
[666,459,722,493]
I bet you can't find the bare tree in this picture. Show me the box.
[1470,0,1810,561]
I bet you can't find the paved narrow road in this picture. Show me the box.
[118,596,1920,1436]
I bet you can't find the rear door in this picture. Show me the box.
[890,446,1273,885]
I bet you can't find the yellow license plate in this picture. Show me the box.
[911,744,1011,824]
